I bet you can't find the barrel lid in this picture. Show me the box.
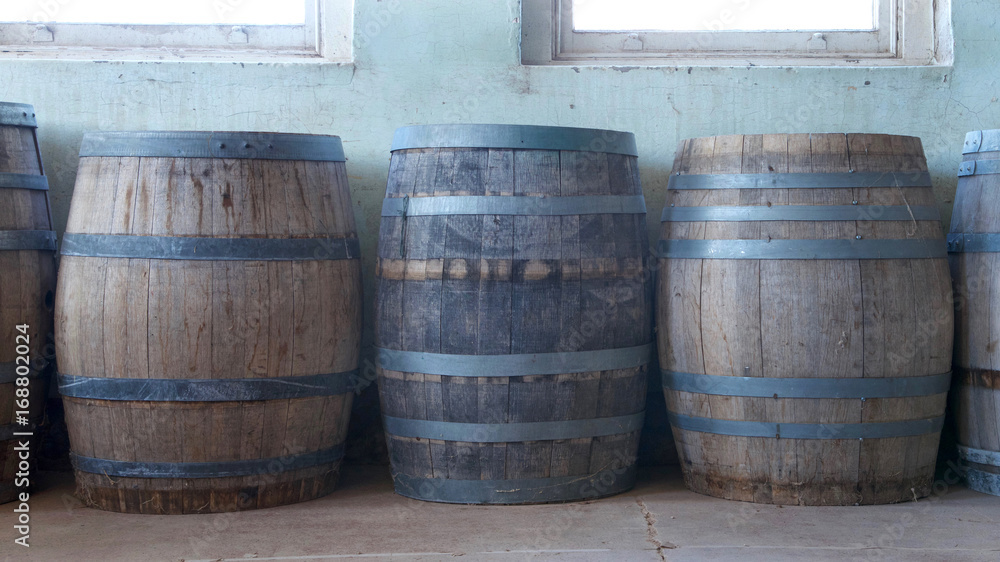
[963,130,1000,154]
[392,124,638,156]
[79,131,346,162]
[0,102,37,128]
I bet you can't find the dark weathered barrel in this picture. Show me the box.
[55,131,362,514]
[0,102,56,505]
[658,133,953,505]
[949,129,1000,496]
[376,124,653,504]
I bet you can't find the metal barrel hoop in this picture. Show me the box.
[60,234,360,261]
[391,124,638,156]
[57,371,358,401]
[663,371,950,439]
[79,131,346,162]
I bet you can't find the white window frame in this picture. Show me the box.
[0,0,353,62]
[522,0,953,66]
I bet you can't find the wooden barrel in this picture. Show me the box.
[375,125,653,504]
[949,129,1000,496]
[658,133,953,506]
[55,131,362,514]
[0,102,56,505]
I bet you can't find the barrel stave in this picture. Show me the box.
[0,124,41,173]
[377,133,651,503]
[57,133,360,513]
[660,133,952,505]
[0,104,55,505]
[949,133,1000,495]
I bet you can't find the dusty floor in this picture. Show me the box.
[2,466,999,561]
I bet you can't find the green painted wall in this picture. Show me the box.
[3,1,995,462]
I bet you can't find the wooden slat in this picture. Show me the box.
[661,134,951,505]
[947,142,1000,496]
[58,144,360,513]
[377,144,652,502]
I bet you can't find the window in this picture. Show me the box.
[522,0,952,66]
[0,0,353,61]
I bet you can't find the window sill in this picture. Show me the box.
[525,55,955,68]
[0,45,352,64]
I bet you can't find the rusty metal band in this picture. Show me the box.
[0,230,57,252]
[947,233,1000,253]
[377,343,653,377]
[60,234,360,261]
[658,238,947,259]
[964,469,1000,497]
[57,371,357,401]
[958,445,1000,496]
[0,173,48,191]
[667,171,932,190]
[70,444,345,479]
[959,445,1000,466]
[958,159,1000,177]
[662,370,952,398]
[391,124,638,156]
[668,413,945,439]
[383,412,644,443]
[79,131,346,161]
[963,130,1000,154]
[0,103,36,127]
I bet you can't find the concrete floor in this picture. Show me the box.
[2,466,999,562]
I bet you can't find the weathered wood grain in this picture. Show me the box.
[950,135,1000,493]
[56,135,362,514]
[660,133,952,505]
[0,109,55,505]
[377,142,652,504]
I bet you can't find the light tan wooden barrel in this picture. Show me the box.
[949,129,1000,496]
[0,102,56,505]
[658,133,953,505]
[55,131,362,514]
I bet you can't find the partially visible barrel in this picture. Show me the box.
[0,102,56,505]
[55,131,362,514]
[376,124,653,504]
[949,129,1000,496]
[658,133,953,505]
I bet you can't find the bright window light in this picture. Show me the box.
[573,0,877,32]
[0,0,305,26]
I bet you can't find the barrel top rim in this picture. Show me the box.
[0,102,37,127]
[678,132,924,143]
[391,124,638,156]
[79,131,346,161]
[964,130,1000,154]
[81,130,343,141]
